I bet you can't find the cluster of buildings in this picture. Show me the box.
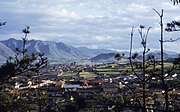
[7,62,180,111]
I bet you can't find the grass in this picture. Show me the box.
[94,65,132,74]
[97,71,120,75]
[63,72,77,76]
[62,62,178,78]
[95,68,112,71]
[79,72,97,79]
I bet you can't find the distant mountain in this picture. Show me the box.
[146,50,179,61]
[1,38,179,64]
[0,38,115,63]
[76,47,114,58]
[90,53,117,63]
[0,42,15,63]
[90,51,129,63]
[151,50,179,55]
[1,38,22,51]
[90,50,180,63]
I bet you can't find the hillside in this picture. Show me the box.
[90,51,180,63]
[0,38,115,63]
[0,42,15,63]
[90,53,117,63]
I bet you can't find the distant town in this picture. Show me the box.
[8,60,180,111]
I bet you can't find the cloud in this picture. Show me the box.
[127,3,150,13]
[164,42,180,52]
[160,2,180,11]
[93,35,114,42]
[45,8,79,19]
[0,0,180,52]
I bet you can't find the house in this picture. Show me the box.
[103,83,119,94]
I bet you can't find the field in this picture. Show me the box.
[61,62,179,79]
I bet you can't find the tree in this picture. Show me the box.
[0,26,48,82]
[166,21,180,32]
[154,9,180,112]
[115,26,156,112]
[0,26,48,112]
[171,0,180,5]
[128,26,156,112]
[164,13,180,112]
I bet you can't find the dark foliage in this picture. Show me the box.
[131,52,138,59]
[0,22,6,26]
[114,53,124,60]
[171,0,180,5]
[165,21,180,32]
[0,26,48,83]
[0,62,15,82]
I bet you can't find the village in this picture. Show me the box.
[9,61,179,111]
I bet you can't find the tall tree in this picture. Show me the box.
[128,26,155,112]
[0,26,48,112]
[0,26,48,82]
[115,26,157,111]
[154,8,180,112]
[153,9,170,112]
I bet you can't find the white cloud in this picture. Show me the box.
[46,8,79,19]
[127,3,150,13]
[160,2,180,11]
[0,0,180,52]
[93,35,114,41]
[87,45,98,49]
[173,15,180,20]
[164,42,180,53]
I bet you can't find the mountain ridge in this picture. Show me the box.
[90,51,180,63]
[1,38,179,64]
[0,38,115,63]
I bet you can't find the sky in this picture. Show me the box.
[0,0,180,52]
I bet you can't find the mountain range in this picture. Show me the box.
[0,38,115,64]
[0,38,179,64]
[91,50,180,63]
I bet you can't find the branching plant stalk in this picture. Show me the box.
[129,27,143,81]
[22,33,27,58]
[22,26,30,58]
[142,34,146,112]
[38,73,42,112]
[139,26,151,112]
[129,27,152,111]
[153,9,169,112]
